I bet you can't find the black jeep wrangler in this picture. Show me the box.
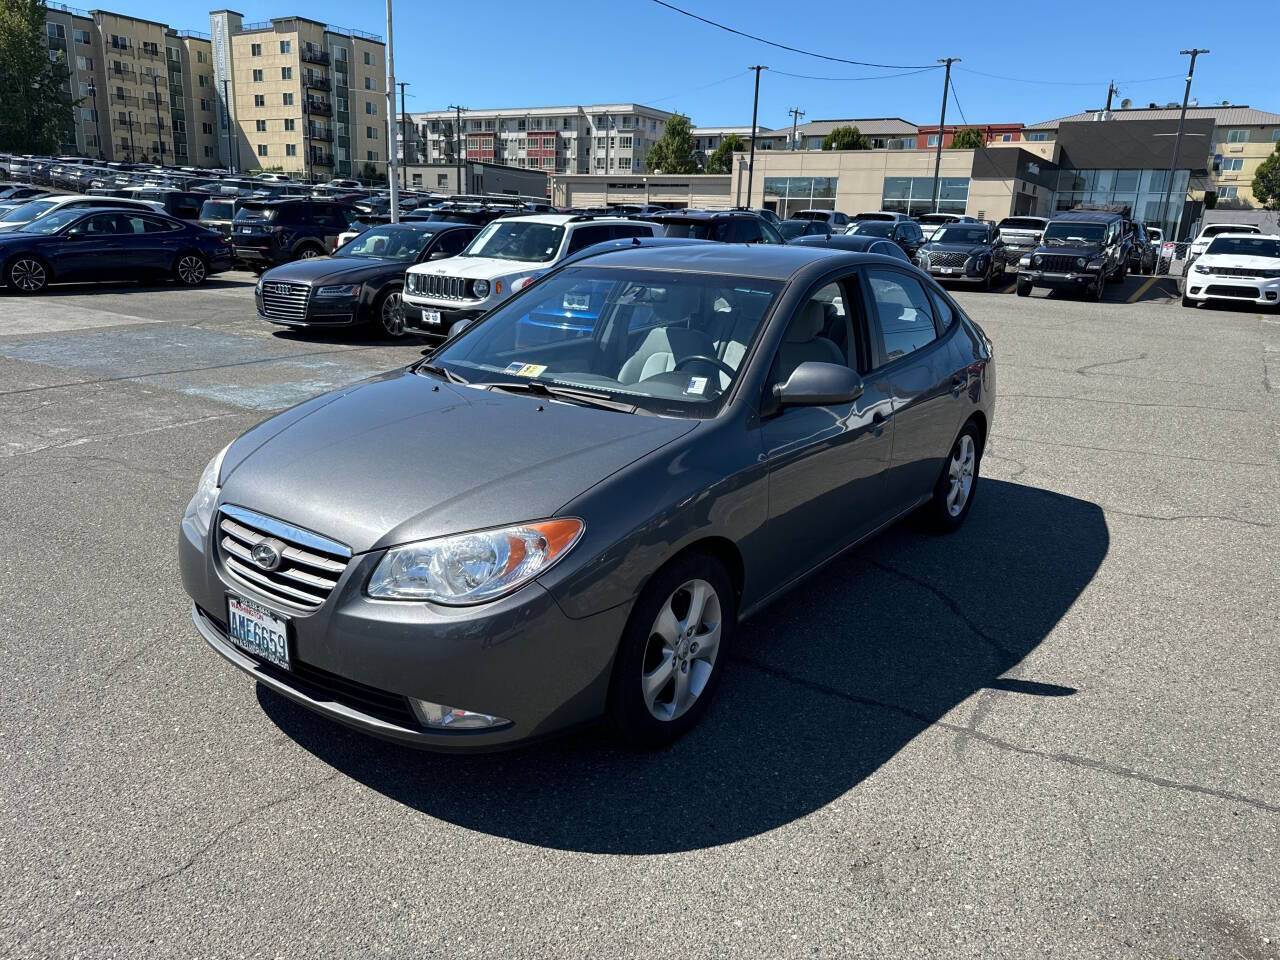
[230,199,358,271]
[1016,210,1130,300]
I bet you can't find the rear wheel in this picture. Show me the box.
[6,256,48,294]
[173,252,208,286]
[375,287,406,337]
[295,244,323,260]
[923,421,981,533]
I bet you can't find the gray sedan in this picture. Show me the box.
[180,244,995,751]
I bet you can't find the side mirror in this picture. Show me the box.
[447,318,473,340]
[773,361,864,407]
[428,248,452,259]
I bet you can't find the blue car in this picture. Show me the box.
[0,206,233,294]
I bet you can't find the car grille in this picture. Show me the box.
[1205,266,1265,278]
[1036,254,1079,272]
[929,251,970,269]
[260,281,310,321]
[409,273,470,299]
[217,505,351,610]
[1203,284,1259,299]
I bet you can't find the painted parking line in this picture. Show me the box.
[1127,276,1160,303]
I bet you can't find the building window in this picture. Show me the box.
[437,173,448,186]
[618,136,632,149]
[363,51,373,65]
[563,116,573,130]
[1221,157,1244,172]
[74,28,90,44]
[198,74,207,87]
[926,134,940,147]
[1027,132,1049,142]
[1225,129,1250,143]
[255,119,267,132]
[281,67,291,80]
[76,55,90,71]
[367,126,377,139]
[367,150,377,161]
[257,144,268,157]
[364,76,373,90]
[251,43,261,56]
[1273,130,1280,142]
[203,145,212,157]
[280,40,291,54]
[284,118,295,131]
[197,50,205,63]
[285,143,297,156]
[283,92,293,105]
[517,118,525,131]
[252,69,263,82]
[254,94,264,107]
[142,41,158,56]
[365,101,376,115]
[200,98,210,111]
[1217,186,1239,200]
[46,21,65,39]
[202,122,213,134]
[1001,133,1013,142]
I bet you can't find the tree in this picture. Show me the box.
[1253,142,1280,210]
[0,0,75,154]
[705,134,746,174]
[645,114,698,174]
[949,128,987,150]
[821,125,871,151]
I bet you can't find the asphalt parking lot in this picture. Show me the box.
[1,269,1277,959]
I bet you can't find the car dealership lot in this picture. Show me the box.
[1,273,1277,958]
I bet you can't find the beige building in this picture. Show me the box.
[167,31,219,167]
[551,173,733,210]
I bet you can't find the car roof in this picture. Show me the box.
[1205,232,1279,241]
[504,213,651,226]
[567,241,872,279]
[648,209,747,221]
[1200,223,1261,233]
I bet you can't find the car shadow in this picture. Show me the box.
[259,478,1108,854]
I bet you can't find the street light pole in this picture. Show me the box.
[447,104,465,196]
[1160,48,1209,240]
[931,57,960,214]
[746,65,767,208]
[151,73,165,168]
[385,0,399,222]
[397,81,410,190]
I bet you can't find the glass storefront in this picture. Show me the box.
[763,176,837,219]
[882,176,969,216]
[1053,168,1191,236]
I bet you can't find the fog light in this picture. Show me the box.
[409,699,510,731]
[1189,287,1201,294]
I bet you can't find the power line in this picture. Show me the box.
[956,66,1183,88]
[643,69,751,107]
[771,67,939,82]
[649,0,937,70]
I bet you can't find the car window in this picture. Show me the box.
[929,288,957,330]
[139,215,180,233]
[78,212,124,235]
[566,224,614,255]
[435,229,473,256]
[865,268,938,365]
[770,280,858,389]
[609,223,653,241]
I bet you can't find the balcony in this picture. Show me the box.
[143,122,164,135]
[111,65,138,82]
[137,44,163,60]
[304,98,333,117]
[301,47,329,66]
[310,151,334,167]
[303,73,331,92]
[307,127,334,143]
[111,92,139,105]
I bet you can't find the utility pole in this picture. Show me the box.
[385,0,399,222]
[931,57,960,214]
[398,81,410,190]
[126,111,136,162]
[303,114,312,183]
[221,78,235,173]
[1160,48,1209,240]
[447,104,465,196]
[151,74,165,168]
[746,65,767,208]
[788,106,804,151]
[1105,81,1119,112]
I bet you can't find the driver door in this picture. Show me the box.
[57,211,124,280]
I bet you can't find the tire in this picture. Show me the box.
[1091,277,1105,301]
[607,552,734,749]
[295,244,323,260]
[923,421,982,534]
[374,286,406,337]
[1016,279,1032,297]
[173,252,208,286]
[1182,293,1197,308]
[1109,263,1126,284]
[5,255,49,294]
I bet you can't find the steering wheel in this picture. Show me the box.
[672,355,737,379]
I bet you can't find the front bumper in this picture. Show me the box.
[232,244,287,266]
[180,511,630,751]
[401,296,486,337]
[1184,275,1280,306]
[924,264,989,283]
[1018,270,1100,290]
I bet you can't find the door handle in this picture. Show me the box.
[951,374,966,397]
[872,410,889,437]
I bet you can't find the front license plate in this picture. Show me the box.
[940,267,954,275]
[227,594,290,670]
[423,309,442,326]
[240,226,252,234]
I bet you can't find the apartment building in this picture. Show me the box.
[210,12,385,179]
[403,104,673,177]
[167,31,218,167]
[690,125,770,167]
[786,118,919,152]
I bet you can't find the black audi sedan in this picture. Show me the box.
[182,244,994,751]
[915,222,1009,288]
[256,222,480,337]
[0,206,231,293]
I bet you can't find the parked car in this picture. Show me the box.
[1182,233,1280,310]
[788,232,913,263]
[0,206,231,293]
[0,194,164,233]
[0,185,45,203]
[791,209,851,229]
[846,219,926,259]
[197,197,244,238]
[735,207,781,226]
[256,221,481,336]
[917,213,978,240]
[402,214,661,338]
[1187,222,1262,264]
[1015,210,1129,299]
[916,222,1010,288]
[778,219,833,240]
[130,189,207,222]
[180,242,994,751]
[1126,222,1157,274]
[646,209,784,244]
[995,216,1048,268]
[230,199,358,271]
[851,211,913,224]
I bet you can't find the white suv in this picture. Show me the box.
[402,214,660,337]
[1183,233,1280,310]
[1188,222,1261,262]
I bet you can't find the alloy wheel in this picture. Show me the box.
[640,579,722,722]
[946,434,976,517]
[299,247,320,259]
[381,290,405,336]
[10,258,46,292]
[177,255,206,285]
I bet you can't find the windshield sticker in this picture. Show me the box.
[685,376,708,395]
[503,362,547,378]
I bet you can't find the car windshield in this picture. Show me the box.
[1205,236,1280,258]
[933,226,990,244]
[18,208,83,234]
[658,221,714,240]
[335,225,431,260]
[1,198,57,223]
[234,205,278,222]
[199,200,233,219]
[778,221,813,240]
[847,221,893,237]
[791,211,827,221]
[1043,222,1105,243]
[427,266,783,418]
[1203,224,1258,237]
[462,220,564,262]
[999,218,1045,230]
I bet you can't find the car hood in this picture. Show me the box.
[262,256,404,284]
[219,369,698,554]
[1196,253,1280,270]
[922,242,989,256]
[1032,241,1103,258]
[406,254,545,281]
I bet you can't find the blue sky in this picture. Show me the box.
[132,0,1277,128]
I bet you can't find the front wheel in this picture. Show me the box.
[173,252,208,286]
[295,244,323,260]
[376,287,406,337]
[6,256,49,294]
[1016,279,1032,297]
[1182,293,1197,308]
[607,553,734,748]
[923,422,981,533]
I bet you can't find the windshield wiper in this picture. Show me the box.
[478,379,639,414]
[415,362,469,385]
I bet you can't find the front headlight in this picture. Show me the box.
[316,283,361,297]
[917,252,929,268]
[1019,256,1031,267]
[471,278,490,298]
[1032,254,1042,268]
[1260,268,1280,279]
[367,518,585,604]
[187,442,230,535]
[1076,257,1088,269]
[1193,263,1210,274]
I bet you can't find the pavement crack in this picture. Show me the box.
[997,392,1248,414]
[981,451,1027,479]
[992,433,1275,469]
[1103,507,1272,528]
[1076,352,1147,377]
